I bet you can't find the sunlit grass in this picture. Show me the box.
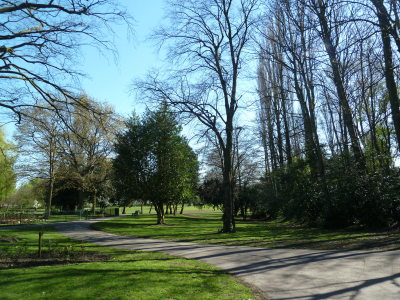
[0,227,255,300]
[93,214,400,251]
[121,205,218,215]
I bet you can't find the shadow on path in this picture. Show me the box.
[25,217,400,300]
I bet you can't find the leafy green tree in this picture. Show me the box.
[0,126,16,206]
[6,178,46,210]
[113,105,199,224]
[14,104,63,215]
[197,178,225,211]
[58,95,123,212]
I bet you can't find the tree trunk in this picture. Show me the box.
[46,172,54,219]
[122,206,126,214]
[92,192,97,214]
[165,204,169,215]
[154,203,165,224]
[315,0,364,168]
[78,189,84,210]
[222,118,234,233]
[370,0,400,151]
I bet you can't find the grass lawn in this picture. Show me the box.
[0,227,261,300]
[93,213,400,251]
[122,205,218,215]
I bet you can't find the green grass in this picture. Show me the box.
[121,205,218,215]
[93,214,400,251]
[0,227,257,300]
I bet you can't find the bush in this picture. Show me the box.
[255,156,400,229]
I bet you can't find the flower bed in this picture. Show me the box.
[0,219,38,225]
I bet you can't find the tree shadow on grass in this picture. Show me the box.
[0,260,251,300]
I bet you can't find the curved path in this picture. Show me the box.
[47,218,400,299]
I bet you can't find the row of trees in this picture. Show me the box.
[252,0,400,227]
[13,95,122,215]
[133,0,400,229]
[0,1,133,212]
[0,1,201,224]
[2,0,400,231]
[4,97,199,224]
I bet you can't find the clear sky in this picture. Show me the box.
[80,0,165,118]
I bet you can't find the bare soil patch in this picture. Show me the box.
[0,251,110,270]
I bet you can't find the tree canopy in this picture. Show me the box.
[113,105,199,224]
[0,126,16,203]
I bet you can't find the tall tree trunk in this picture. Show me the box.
[281,85,292,165]
[370,0,400,150]
[315,0,364,168]
[222,118,234,232]
[47,172,54,219]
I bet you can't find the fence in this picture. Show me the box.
[47,207,119,221]
[0,211,45,225]
[0,207,119,225]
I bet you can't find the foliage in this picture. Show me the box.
[113,105,199,224]
[197,178,225,211]
[4,178,46,210]
[134,0,259,232]
[14,103,63,211]
[56,95,122,211]
[0,126,16,203]
[51,176,80,210]
[258,156,400,229]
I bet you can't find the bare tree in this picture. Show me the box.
[0,0,133,124]
[365,0,400,151]
[134,0,259,232]
[307,0,365,167]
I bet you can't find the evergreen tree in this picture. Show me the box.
[113,105,199,224]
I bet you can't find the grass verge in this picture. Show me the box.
[92,214,400,251]
[0,227,262,300]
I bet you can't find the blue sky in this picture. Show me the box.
[3,0,257,145]
[80,0,165,118]
[3,0,165,139]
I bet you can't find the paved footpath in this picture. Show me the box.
[13,218,400,300]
